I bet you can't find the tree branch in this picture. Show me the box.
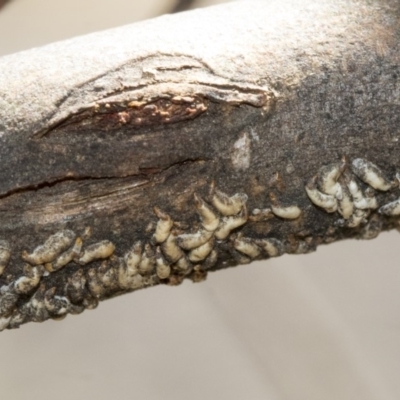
[0,0,399,331]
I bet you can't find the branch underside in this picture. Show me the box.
[0,0,399,330]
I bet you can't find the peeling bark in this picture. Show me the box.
[0,0,399,330]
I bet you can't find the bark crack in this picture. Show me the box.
[0,158,211,201]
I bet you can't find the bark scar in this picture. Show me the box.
[32,54,275,138]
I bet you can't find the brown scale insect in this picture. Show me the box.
[65,269,87,304]
[233,237,261,259]
[269,192,302,219]
[78,240,115,265]
[188,237,215,262]
[202,249,218,270]
[45,237,83,272]
[82,296,99,310]
[153,207,174,244]
[155,247,171,280]
[87,269,106,298]
[174,255,192,274]
[214,206,248,240]
[20,284,49,323]
[352,158,393,191]
[255,238,285,257]
[44,288,71,316]
[138,243,156,274]
[305,176,338,213]
[14,265,43,294]
[210,185,248,216]
[0,241,11,276]
[0,285,19,317]
[177,229,214,250]
[22,230,76,265]
[193,193,220,232]
[161,231,184,263]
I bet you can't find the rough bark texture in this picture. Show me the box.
[0,0,399,331]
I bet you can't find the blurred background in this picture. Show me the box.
[0,1,399,399]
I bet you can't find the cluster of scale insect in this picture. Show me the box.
[0,183,304,330]
[305,157,400,233]
[0,229,120,330]
[1,157,400,331]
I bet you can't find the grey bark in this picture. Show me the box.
[0,0,399,330]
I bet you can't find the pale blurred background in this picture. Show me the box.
[0,1,399,399]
